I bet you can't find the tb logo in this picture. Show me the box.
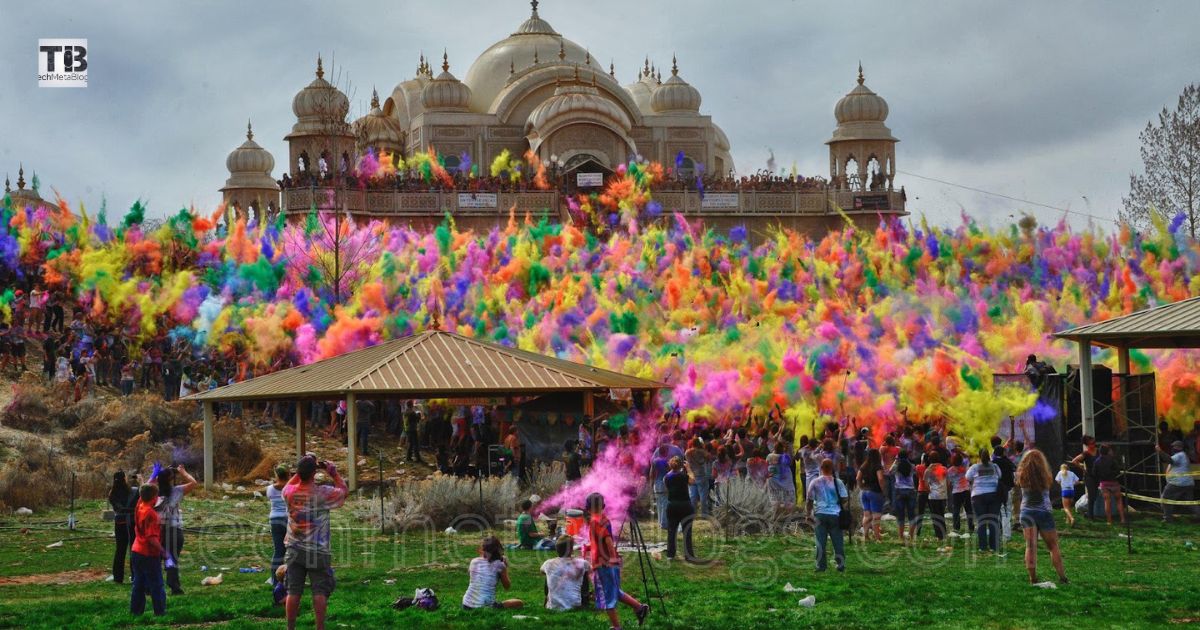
[38,38,88,87]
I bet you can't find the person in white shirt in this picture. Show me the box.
[540,536,592,611]
[461,536,523,610]
[1054,464,1080,526]
[1159,441,1199,522]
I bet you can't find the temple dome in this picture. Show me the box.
[650,57,701,113]
[291,56,350,134]
[463,1,599,113]
[624,60,657,114]
[829,65,897,143]
[223,123,278,190]
[354,90,406,153]
[526,79,632,147]
[834,65,889,124]
[5,165,44,209]
[422,53,473,111]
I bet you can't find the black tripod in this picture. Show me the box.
[623,516,668,617]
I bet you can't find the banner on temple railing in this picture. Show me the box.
[576,172,603,187]
[700,192,740,209]
[457,193,498,208]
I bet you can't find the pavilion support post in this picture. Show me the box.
[296,401,308,461]
[1078,341,1095,437]
[346,393,358,491]
[202,401,214,491]
[1117,346,1131,375]
[583,391,595,417]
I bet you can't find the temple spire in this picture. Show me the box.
[316,54,324,79]
[857,61,864,85]
[558,37,566,61]
[4,175,9,194]
[416,52,425,76]
[585,49,591,65]
[510,58,515,76]
[533,47,539,64]
[246,119,253,141]
[442,50,450,73]
[531,0,539,17]
[610,60,615,78]
[671,54,679,76]
[16,165,25,190]
[370,88,379,109]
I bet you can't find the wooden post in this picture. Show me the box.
[346,394,358,491]
[202,401,214,491]
[583,391,595,417]
[1117,346,1131,375]
[1078,341,1095,437]
[296,401,308,460]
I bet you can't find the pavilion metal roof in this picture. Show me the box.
[186,330,665,402]
[1053,296,1200,349]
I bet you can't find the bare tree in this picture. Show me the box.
[1121,84,1200,237]
[282,204,380,305]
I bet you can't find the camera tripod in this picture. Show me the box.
[622,515,668,617]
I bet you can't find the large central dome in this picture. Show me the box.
[463,1,599,113]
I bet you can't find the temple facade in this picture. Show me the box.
[219,1,905,235]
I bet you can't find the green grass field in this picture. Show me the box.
[0,498,1197,629]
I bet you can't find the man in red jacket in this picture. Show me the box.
[130,484,166,616]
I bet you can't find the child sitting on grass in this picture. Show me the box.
[586,492,649,628]
[516,500,555,551]
[541,536,592,611]
[461,536,524,610]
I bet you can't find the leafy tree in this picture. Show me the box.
[1121,84,1200,237]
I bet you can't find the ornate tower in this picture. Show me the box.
[221,121,279,225]
[827,64,898,192]
[284,55,355,180]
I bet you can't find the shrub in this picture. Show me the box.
[186,417,264,480]
[712,476,803,534]
[525,461,566,502]
[1,375,59,432]
[0,438,107,513]
[62,394,191,454]
[391,473,519,529]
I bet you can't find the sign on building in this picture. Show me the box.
[576,172,603,187]
[457,193,498,208]
[700,192,740,209]
[853,194,891,210]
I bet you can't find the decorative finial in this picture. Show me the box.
[857,61,864,85]
[558,38,566,61]
[442,50,450,73]
[17,164,25,190]
[610,60,615,78]
[510,58,515,75]
[371,88,379,109]
[316,54,324,79]
[644,57,650,74]
[590,69,597,87]
[4,175,9,194]
[656,69,662,85]
[671,54,679,76]
[573,64,580,83]
[246,119,253,141]
[533,47,539,64]
[417,52,425,76]
[531,0,539,16]
[585,49,591,65]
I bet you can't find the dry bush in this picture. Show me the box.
[50,398,106,430]
[1,375,60,432]
[189,417,264,479]
[711,476,802,533]
[0,438,107,513]
[391,473,519,528]
[526,461,566,502]
[63,394,191,454]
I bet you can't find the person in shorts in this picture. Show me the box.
[586,493,649,628]
[1016,449,1068,584]
[283,454,348,630]
[1054,464,1079,526]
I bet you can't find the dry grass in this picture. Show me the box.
[189,416,264,479]
[0,437,107,513]
[390,473,520,529]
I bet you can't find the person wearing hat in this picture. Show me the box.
[283,453,348,630]
[1158,440,1199,522]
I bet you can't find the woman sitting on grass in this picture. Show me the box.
[461,536,523,610]
[1015,449,1069,585]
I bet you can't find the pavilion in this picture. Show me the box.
[1053,296,1200,436]
[185,330,666,489]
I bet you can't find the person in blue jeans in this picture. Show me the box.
[966,447,1003,553]
[806,457,847,572]
[889,451,918,545]
[265,466,289,582]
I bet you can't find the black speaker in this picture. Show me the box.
[1065,365,1115,441]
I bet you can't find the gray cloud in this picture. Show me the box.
[1,0,1197,229]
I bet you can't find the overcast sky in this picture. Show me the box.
[2,1,1197,230]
